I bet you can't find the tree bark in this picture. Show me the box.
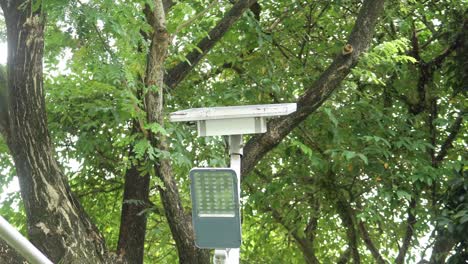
[148,2,211,261]
[395,198,417,264]
[270,208,319,264]
[337,248,351,264]
[336,199,360,264]
[242,0,386,177]
[0,1,108,263]
[117,162,150,263]
[116,1,210,263]
[358,222,386,264]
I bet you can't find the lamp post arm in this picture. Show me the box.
[0,215,53,264]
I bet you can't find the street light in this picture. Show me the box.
[190,168,241,249]
[170,103,297,264]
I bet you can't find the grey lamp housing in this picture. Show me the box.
[189,168,241,248]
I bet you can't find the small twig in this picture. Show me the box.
[395,197,418,264]
[76,0,118,63]
[172,0,220,39]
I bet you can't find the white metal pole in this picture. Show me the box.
[227,134,243,264]
[0,215,53,264]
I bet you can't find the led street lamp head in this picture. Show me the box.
[190,168,241,249]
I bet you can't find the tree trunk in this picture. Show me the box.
[115,1,211,263]
[147,2,211,261]
[117,161,150,263]
[0,1,108,262]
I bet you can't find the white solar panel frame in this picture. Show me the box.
[169,103,297,122]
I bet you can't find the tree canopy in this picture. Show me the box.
[0,0,466,263]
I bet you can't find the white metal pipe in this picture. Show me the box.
[226,135,243,264]
[0,215,53,264]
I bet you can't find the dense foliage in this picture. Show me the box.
[0,0,466,263]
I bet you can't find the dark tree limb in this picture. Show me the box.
[247,170,320,264]
[117,2,168,263]
[165,0,258,89]
[271,209,320,264]
[410,21,421,62]
[435,114,464,164]
[409,22,464,115]
[337,248,351,264]
[242,0,386,176]
[429,31,463,70]
[336,198,361,264]
[358,221,386,264]
[428,98,438,167]
[269,206,320,264]
[395,198,417,264]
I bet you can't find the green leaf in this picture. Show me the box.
[343,150,356,160]
[357,154,368,164]
[144,122,168,136]
[324,108,338,127]
[396,190,412,200]
[134,139,151,159]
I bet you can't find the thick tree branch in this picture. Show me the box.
[142,1,211,263]
[409,20,465,115]
[429,39,460,70]
[410,21,421,62]
[270,206,320,264]
[336,247,351,264]
[117,1,173,262]
[336,198,361,264]
[165,0,258,89]
[395,198,417,264]
[428,98,438,167]
[0,1,9,15]
[428,20,465,70]
[248,170,320,264]
[435,114,464,164]
[270,208,320,264]
[358,221,386,264]
[413,42,429,114]
[242,0,386,176]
